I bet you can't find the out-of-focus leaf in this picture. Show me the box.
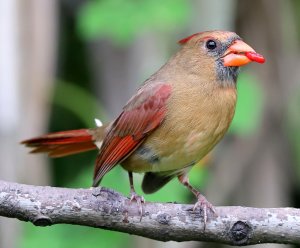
[77,0,190,44]
[21,222,129,248]
[287,89,300,185]
[229,72,263,135]
[189,163,210,189]
[53,81,107,127]
[136,176,188,203]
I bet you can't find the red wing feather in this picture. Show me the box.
[93,83,171,186]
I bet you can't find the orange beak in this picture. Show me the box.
[223,40,265,67]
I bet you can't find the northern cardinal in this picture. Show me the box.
[22,30,265,227]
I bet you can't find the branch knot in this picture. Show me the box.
[229,221,252,245]
[33,216,52,226]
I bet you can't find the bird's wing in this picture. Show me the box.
[93,83,172,186]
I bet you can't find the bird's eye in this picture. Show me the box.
[206,40,217,50]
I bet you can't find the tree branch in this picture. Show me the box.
[0,180,299,245]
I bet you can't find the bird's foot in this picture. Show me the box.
[193,194,217,230]
[129,191,145,221]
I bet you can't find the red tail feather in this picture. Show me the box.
[21,129,97,158]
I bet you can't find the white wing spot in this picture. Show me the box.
[95,141,103,149]
[95,118,103,127]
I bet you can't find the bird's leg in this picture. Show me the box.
[178,174,216,229]
[128,172,145,220]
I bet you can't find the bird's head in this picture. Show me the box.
[177,30,265,86]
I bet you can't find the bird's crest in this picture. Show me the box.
[178,33,200,45]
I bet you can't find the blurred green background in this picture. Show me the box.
[0,0,300,248]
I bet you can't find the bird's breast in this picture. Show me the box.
[122,84,237,173]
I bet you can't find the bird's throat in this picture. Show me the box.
[216,60,240,87]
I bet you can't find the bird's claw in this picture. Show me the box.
[129,192,145,221]
[193,194,217,230]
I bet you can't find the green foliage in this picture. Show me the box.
[53,81,107,127]
[21,223,129,248]
[229,72,263,135]
[292,0,300,44]
[189,164,210,190]
[287,89,300,186]
[77,0,190,44]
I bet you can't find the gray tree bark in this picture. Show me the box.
[0,180,299,246]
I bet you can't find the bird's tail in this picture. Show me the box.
[21,128,104,158]
[142,171,176,194]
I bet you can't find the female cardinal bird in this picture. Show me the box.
[22,30,265,227]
